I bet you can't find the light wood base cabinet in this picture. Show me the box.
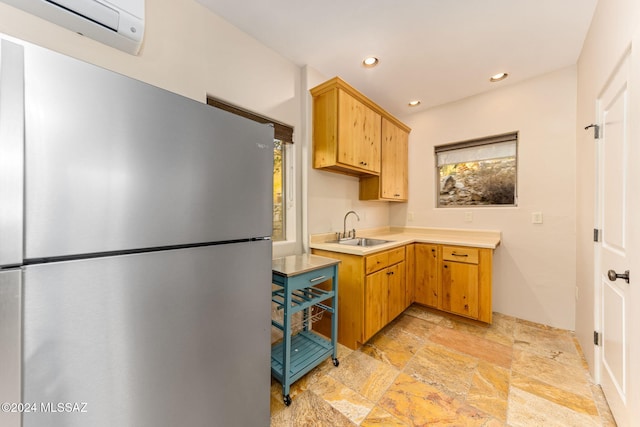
[405,244,415,310]
[415,243,492,323]
[312,242,493,349]
[363,247,406,342]
[414,243,440,308]
[312,246,409,350]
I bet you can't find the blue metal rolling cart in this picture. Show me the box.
[271,254,340,406]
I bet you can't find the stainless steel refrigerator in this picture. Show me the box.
[0,35,273,427]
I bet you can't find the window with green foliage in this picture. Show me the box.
[435,132,517,207]
[272,139,285,241]
[206,97,293,240]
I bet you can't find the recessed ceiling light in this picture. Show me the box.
[362,56,379,67]
[408,100,421,107]
[490,72,508,82]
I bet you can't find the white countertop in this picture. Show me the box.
[309,226,501,256]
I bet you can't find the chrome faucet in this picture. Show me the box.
[338,210,360,240]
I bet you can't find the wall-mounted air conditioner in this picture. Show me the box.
[0,0,145,55]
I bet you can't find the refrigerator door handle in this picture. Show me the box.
[0,39,25,268]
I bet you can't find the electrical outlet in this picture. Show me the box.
[532,212,543,224]
[464,211,473,222]
[407,211,414,221]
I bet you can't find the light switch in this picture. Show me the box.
[532,212,543,224]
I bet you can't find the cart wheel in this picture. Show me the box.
[283,394,292,406]
[332,358,339,367]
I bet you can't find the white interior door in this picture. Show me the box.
[595,47,636,426]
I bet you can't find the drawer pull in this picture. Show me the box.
[309,275,327,283]
[451,252,468,257]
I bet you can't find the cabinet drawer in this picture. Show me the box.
[442,246,479,264]
[388,247,405,266]
[365,252,388,275]
[272,265,335,291]
[365,247,406,275]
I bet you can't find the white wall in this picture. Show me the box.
[575,0,640,377]
[390,67,578,330]
[0,0,304,257]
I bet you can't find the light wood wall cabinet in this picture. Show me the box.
[310,77,411,199]
[360,118,409,201]
[311,246,410,350]
[415,243,493,323]
[311,78,381,176]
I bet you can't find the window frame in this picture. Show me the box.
[435,131,518,208]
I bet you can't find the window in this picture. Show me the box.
[272,139,285,241]
[206,97,293,241]
[435,132,517,207]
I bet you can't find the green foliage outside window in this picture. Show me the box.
[272,140,285,241]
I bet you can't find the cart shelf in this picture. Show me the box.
[271,331,333,385]
[271,254,340,406]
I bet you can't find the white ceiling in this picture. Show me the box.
[196,0,598,117]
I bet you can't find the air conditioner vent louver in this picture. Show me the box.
[47,0,119,31]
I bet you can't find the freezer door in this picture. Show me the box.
[22,42,273,259]
[0,39,24,267]
[22,240,271,427]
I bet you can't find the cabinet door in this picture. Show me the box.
[364,269,388,341]
[415,244,440,307]
[405,244,415,307]
[380,118,408,200]
[337,89,381,173]
[441,261,479,319]
[387,261,406,321]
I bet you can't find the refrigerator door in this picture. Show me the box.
[0,269,21,427]
[0,39,24,268]
[22,240,271,427]
[21,42,273,259]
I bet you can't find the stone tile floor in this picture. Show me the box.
[270,304,617,426]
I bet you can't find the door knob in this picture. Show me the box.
[607,269,630,284]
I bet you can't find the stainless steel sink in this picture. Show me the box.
[327,238,393,247]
